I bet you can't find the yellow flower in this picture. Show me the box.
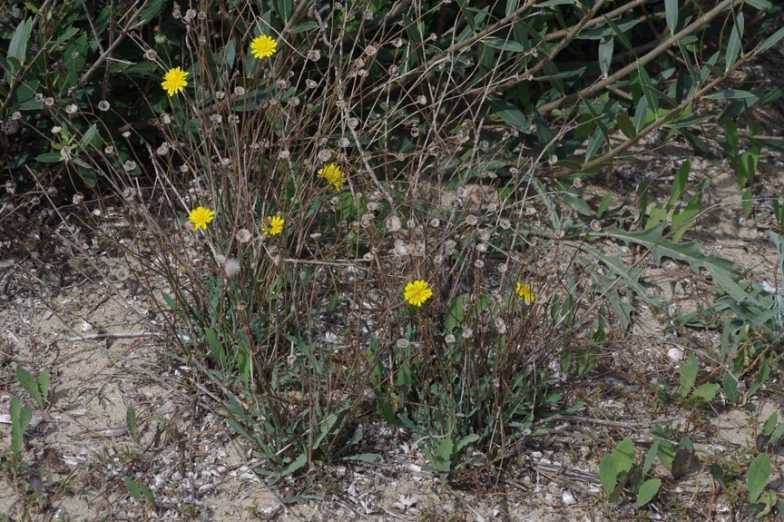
[161,67,189,96]
[188,206,214,231]
[262,215,284,236]
[317,163,346,191]
[404,280,433,307]
[250,35,278,59]
[515,282,535,304]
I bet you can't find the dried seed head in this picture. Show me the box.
[197,11,207,20]
[307,50,321,61]
[122,131,131,138]
[98,100,110,111]
[160,113,172,125]
[66,104,78,114]
[72,192,84,205]
[572,177,583,188]
[445,239,457,251]
[348,118,359,129]
[180,164,189,173]
[430,218,440,228]
[360,213,374,228]
[393,38,403,48]
[318,149,332,161]
[278,149,290,160]
[479,229,490,241]
[500,219,511,230]
[498,263,507,273]
[445,334,456,344]
[104,146,114,155]
[462,327,473,339]
[396,338,410,349]
[363,252,373,261]
[306,79,317,89]
[123,160,137,171]
[157,143,169,155]
[525,206,536,216]
[417,95,427,105]
[365,44,377,56]
[364,10,373,20]
[121,187,136,201]
[236,229,252,243]
[44,97,54,106]
[591,220,602,231]
[474,259,485,268]
[338,138,350,147]
[145,49,158,60]
[224,259,241,277]
[386,215,402,232]
[548,155,558,165]
[234,86,245,96]
[465,215,479,226]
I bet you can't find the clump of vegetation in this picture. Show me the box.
[3,0,784,517]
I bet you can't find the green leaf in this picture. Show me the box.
[665,0,678,33]
[596,193,613,218]
[138,0,167,24]
[704,89,756,100]
[445,294,468,334]
[668,160,690,207]
[762,412,778,437]
[488,98,529,129]
[747,453,770,503]
[484,38,524,52]
[693,383,719,402]
[36,152,63,163]
[435,438,454,471]
[723,371,738,403]
[643,440,659,476]
[725,13,743,72]
[769,422,784,446]
[633,96,649,133]
[7,18,32,75]
[127,405,138,441]
[612,439,635,475]
[638,64,658,114]
[341,453,383,463]
[124,477,141,500]
[279,454,307,477]
[455,433,481,453]
[19,404,32,433]
[78,124,98,153]
[671,185,705,243]
[598,36,614,76]
[635,478,661,507]
[710,463,728,492]
[37,371,49,406]
[16,366,44,409]
[599,454,617,497]
[602,16,633,52]
[615,113,636,140]
[291,21,318,33]
[755,26,784,56]
[680,353,697,398]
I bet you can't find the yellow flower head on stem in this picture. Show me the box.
[161,67,189,96]
[262,216,284,237]
[317,163,346,191]
[515,282,535,304]
[188,206,214,231]
[404,280,433,307]
[250,35,278,59]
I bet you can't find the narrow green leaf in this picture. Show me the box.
[16,367,43,409]
[341,453,383,463]
[704,89,756,100]
[37,371,49,407]
[756,26,784,56]
[710,463,728,492]
[643,440,659,476]
[723,371,738,403]
[7,19,32,74]
[633,96,649,133]
[638,64,658,114]
[635,478,661,507]
[616,113,636,139]
[725,13,743,72]
[769,422,784,446]
[602,16,633,52]
[680,353,697,398]
[127,405,138,441]
[484,38,525,52]
[36,152,63,163]
[279,454,307,477]
[124,477,142,500]
[665,0,678,33]
[598,36,614,76]
[747,453,770,503]
[763,412,778,436]
[488,98,529,129]
[669,160,690,207]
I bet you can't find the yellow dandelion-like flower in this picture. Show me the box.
[250,35,278,60]
[515,282,535,304]
[404,280,433,307]
[317,163,346,191]
[188,206,214,231]
[161,67,189,96]
[262,216,284,236]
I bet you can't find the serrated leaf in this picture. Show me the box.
[635,478,661,507]
[747,453,770,503]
